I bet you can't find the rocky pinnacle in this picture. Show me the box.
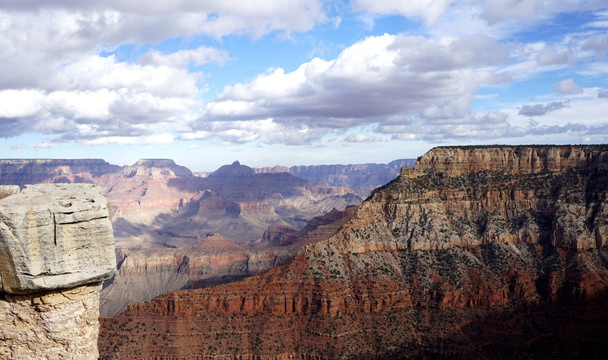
[0,184,116,359]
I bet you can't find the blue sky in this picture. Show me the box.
[1,1,607,171]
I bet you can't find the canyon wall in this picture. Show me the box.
[99,145,608,359]
[0,158,369,248]
[100,207,357,317]
[255,159,416,197]
[0,184,115,359]
[0,159,120,186]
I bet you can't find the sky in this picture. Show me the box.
[0,0,607,172]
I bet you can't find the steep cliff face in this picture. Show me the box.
[100,234,291,317]
[262,206,357,247]
[0,159,120,186]
[99,146,608,360]
[0,158,365,248]
[255,159,416,197]
[100,207,356,317]
[0,184,115,359]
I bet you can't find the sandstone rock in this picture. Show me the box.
[0,185,20,199]
[0,184,116,294]
[99,234,292,317]
[0,284,103,359]
[99,146,608,360]
[100,207,356,317]
[0,159,120,186]
[0,183,116,359]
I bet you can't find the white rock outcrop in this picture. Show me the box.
[0,184,116,359]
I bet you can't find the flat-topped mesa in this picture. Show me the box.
[0,184,116,359]
[408,145,608,177]
[0,159,121,186]
[122,159,193,178]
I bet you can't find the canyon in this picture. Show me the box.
[98,145,608,359]
[0,158,384,248]
[254,159,416,197]
[0,158,395,317]
[100,206,356,317]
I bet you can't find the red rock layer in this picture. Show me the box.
[262,206,357,247]
[99,145,608,359]
[100,208,357,317]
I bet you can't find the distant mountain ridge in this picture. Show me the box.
[0,158,373,318]
[0,158,120,185]
[0,157,417,249]
[254,159,416,197]
[0,158,375,248]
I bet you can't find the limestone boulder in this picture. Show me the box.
[0,183,116,294]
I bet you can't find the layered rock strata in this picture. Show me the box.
[0,159,367,249]
[255,159,416,197]
[100,207,357,317]
[0,159,120,186]
[0,184,115,359]
[100,234,292,317]
[99,145,608,359]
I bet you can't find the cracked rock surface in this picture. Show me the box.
[0,183,115,294]
[0,184,115,359]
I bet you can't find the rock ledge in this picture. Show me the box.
[0,184,116,294]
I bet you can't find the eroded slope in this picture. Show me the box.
[100,145,608,359]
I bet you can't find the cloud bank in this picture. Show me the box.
[0,0,607,151]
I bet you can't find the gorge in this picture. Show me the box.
[98,145,608,359]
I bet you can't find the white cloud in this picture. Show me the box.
[139,47,231,68]
[344,134,383,143]
[195,119,328,145]
[0,90,45,118]
[35,142,57,149]
[583,33,608,59]
[555,78,583,95]
[142,133,174,145]
[464,94,608,145]
[480,0,606,25]
[0,1,328,44]
[518,101,568,116]
[352,0,457,25]
[0,52,200,143]
[53,55,200,97]
[428,0,607,42]
[482,0,543,24]
[180,131,212,141]
[0,0,329,145]
[378,111,520,141]
[535,46,572,66]
[181,33,526,145]
[196,33,506,133]
[2,0,607,152]
[81,136,138,146]
[80,132,173,146]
